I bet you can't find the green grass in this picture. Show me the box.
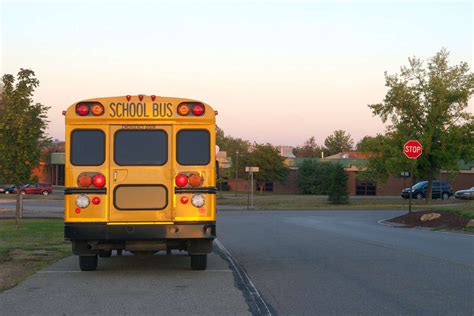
[217,192,471,210]
[430,201,474,219]
[0,219,70,291]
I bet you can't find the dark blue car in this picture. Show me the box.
[401,180,453,200]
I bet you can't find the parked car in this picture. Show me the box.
[454,187,474,200]
[19,184,53,196]
[0,185,17,194]
[401,180,453,200]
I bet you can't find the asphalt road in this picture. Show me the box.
[0,198,63,218]
[218,210,474,315]
[1,210,473,315]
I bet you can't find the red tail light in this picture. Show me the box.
[175,174,188,187]
[76,104,89,116]
[192,104,205,116]
[93,173,106,188]
[180,196,189,204]
[92,197,101,205]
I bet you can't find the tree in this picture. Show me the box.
[294,136,324,158]
[0,69,51,226]
[356,135,385,152]
[327,164,349,204]
[324,130,354,156]
[296,159,332,195]
[216,126,251,179]
[367,49,474,202]
[244,143,288,193]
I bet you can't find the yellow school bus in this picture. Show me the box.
[64,95,217,271]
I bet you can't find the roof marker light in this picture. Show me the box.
[151,95,156,101]
[138,94,144,101]
[126,95,132,101]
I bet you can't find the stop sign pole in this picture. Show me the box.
[403,140,423,213]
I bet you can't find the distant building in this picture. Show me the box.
[216,151,231,169]
[276,146,297,169]
[228,150,474,195]
[31,145,474,195]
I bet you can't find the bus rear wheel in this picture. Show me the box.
[191,254,207,270]
[79,255,98,271]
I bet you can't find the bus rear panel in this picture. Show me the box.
[63,96,217,271]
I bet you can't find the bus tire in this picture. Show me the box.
[99,250,112,258]
[79,255,98,271]
[191,254,207,270]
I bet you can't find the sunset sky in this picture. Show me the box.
[1,0,473,147]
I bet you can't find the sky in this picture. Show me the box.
[1,0,473,147]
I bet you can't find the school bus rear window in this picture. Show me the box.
[177,129,210,165]
[114,130,168,166]
[70,130,105,166]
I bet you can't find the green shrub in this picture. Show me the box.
[328,164,349,204]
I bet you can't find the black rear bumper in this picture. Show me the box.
[65,222,216,241]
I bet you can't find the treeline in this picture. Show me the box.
[217,127,288,193]
[217,127,349,203]
[297,160,349,204]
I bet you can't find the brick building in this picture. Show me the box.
[228,150,474,196]
[32,145,474,194]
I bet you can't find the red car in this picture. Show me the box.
[20,184,53,196]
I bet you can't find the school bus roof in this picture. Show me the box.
[64,95,216,124]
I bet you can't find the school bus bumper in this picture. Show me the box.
[65,222,216,241]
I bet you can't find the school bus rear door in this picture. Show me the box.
[108,125,173,222]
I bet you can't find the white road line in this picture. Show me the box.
[215,239,272,316]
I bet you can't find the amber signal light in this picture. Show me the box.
[91,103,104,116]
[188,174,203,187]
[177,104,191,116]
[78,174,92,187]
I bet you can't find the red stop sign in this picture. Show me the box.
[403,140,423,159]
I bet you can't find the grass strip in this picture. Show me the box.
[0,219,70,292]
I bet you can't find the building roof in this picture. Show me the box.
[325,151,372,159]
[277,146,296,159]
